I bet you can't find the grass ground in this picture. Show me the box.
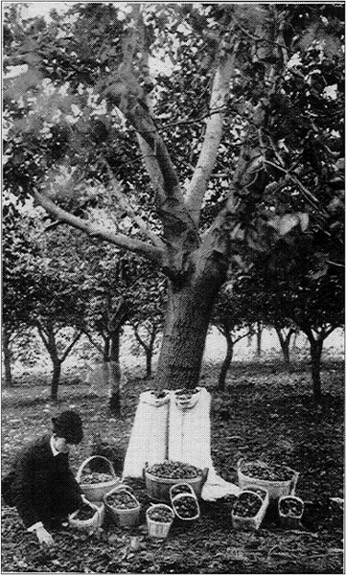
[1,359,344,574]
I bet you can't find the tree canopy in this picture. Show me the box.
[3,3,344,392]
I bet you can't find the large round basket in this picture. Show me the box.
[76,456,121,502]
[237,461,298,504]
[145,467,208,502]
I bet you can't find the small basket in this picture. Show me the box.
[237,460,298,504]
[146,504,174,539]
[69,500,105,530]
[232,488,269,531]
[278,495,304,529]
[104,484,140,528]
[76,456,120,502]
[171,492,200,522]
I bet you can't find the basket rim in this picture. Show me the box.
[242,486,269,499]
[232,489,268,519]
[278,494,305,515]
[104,489,140,510]
[145,470,203,483]
[146,503,174,522]
[238,460,298,484]
[80,477,120,490]
[278,494,304,503]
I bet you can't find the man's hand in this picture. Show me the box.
[36,526,54,547]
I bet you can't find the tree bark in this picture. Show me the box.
[256,321,263,357]
[103,337,110,362]
[145,349,153,379]
[110,330,120,363]
[51,361,62,402]
[218,333,234,391]
[155,264,223,389]
[2,324,13,388]
[308,337,324,405]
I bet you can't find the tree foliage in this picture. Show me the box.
[3,3,344,391]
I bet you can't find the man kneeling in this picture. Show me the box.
[2,410,86,547]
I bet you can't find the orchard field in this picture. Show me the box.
[1,353,344,574]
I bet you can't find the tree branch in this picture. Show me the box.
[103,159,166,251]
[83,330,104,354]
[61,329,83,362]
[186,45,239,226]
[32,189,163,265]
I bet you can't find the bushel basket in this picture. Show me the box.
[76,455,120,502]
[145,462,208,502]
[237,460,298,504]
[104,484,140,528]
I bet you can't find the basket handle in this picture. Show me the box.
[76,455,116,482]
[106,483,134,495]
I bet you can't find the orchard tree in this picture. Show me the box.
[2,200,40,386]
[3,4,344,390]
[243,230,344,403]
[212,278,255,390]
[3,207,88,400]
[130,272,166,378]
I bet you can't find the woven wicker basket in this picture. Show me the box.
[104,484,140,527]
[76,456,120,502]
[145,466,208,502]
[69,500,105,530]
[232,488,269,531]
[237,460,298,504]
[171,492,200,522]
[170,482,196,502]
[146,504,174,539]
[278,495,304,529]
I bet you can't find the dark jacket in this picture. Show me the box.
[2,434,82,528]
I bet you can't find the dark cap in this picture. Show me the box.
[52,410,83,444]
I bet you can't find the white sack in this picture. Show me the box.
[168,387,240,501]
[122,391,169,478]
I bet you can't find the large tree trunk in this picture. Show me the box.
[2,324,13,388]
[218,333,234,391]
[155,268,222,389]
[110,330,120,363]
